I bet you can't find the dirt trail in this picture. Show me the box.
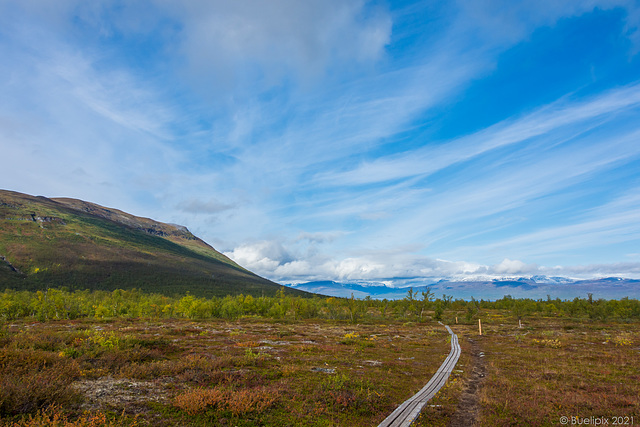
[449,336,486,427]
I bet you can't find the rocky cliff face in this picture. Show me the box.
[51,197,199,242]
[0,255,22,274]
[2,192,198,240]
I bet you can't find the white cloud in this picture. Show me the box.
[452,0,640,51]
[224,242,495,284]
[179,198,235,214]
[547,262,640,278]
[295,231,345,244]
[171,0,391,95]
[223,241,293,272]
[491,258,538,275]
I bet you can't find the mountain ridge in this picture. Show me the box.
[0,189,306,298]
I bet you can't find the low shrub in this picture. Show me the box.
[612,334,632,346]
[0,349,81,416]
[532,338,562,348]
[173,386,279,416]
[317,373,387,415]
[339,332,360,345]
[5,405,138,426]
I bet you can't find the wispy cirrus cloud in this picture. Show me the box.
[316,82,640,188]
[447,190,640,264]
[2,1,640,289]
[178,198,236,215]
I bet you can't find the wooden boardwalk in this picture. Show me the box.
[378,323,461,427]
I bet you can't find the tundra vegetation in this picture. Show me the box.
[0,287,639,426]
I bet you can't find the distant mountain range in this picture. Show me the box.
[286,276,640,300]
[0,189,308,298]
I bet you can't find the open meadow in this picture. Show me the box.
[4,3,640,425]
[420,316,640,427]
[0,289,639,426]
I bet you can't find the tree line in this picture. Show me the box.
[0,287,639,323]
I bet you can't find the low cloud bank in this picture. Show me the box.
[224,242,640,285]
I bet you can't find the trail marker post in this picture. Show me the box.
[478,318,482,336]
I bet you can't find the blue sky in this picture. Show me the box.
[1,1,640,285]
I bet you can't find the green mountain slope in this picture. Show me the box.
[0,190,305,298]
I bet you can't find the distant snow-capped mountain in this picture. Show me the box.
[530,275,575,284]
[285,276,640,300]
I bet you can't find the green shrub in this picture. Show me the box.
[0,349,81,416]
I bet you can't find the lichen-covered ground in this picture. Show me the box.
[0,318,454,426]
[2,315,638,426]
[417,316,640,427]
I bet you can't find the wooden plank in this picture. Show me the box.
[378,324,461,427]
